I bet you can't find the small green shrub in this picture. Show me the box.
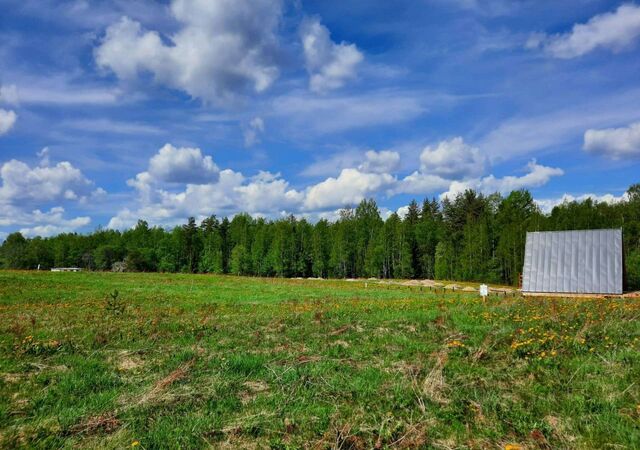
[105,289,126,315]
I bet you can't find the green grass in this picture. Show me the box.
[1,271,639,449]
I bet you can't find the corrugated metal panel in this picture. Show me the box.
[522,229,623,294]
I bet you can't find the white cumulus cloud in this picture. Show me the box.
[358,150,400,174]
[148,144,220,184]
[535,192,628,213]
[234,171,304,213]
[110,144,306,228]
[583,122,640,158]
[394,172,451,196]
[108,142,566,228]
[392,137,486,196]
[440,160,564,200]
[19,207,91,237]
[528,3,640,58]
[0,159,93,204]
[420,137,487,179]
[0,154,100,237]
[304,168,395,210]
[95,0,282,104]
[300,17,363,93]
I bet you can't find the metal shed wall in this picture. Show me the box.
[522,229,623,294]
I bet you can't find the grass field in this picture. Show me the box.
[1,271,639,449]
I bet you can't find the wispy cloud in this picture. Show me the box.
[528,3,640,58]
[271,89,426,134]
[0,109,17,135]
[61,119,162,135]
[480,89,640,161]
[1,80,122,106]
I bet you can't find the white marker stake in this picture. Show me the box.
[479,284,488,302]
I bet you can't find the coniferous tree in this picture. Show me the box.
[219,217,230,273]
[180,217,201,273]
[404,199,421,276]
[294,219,314,277]
[364,227,385,277]
[415,198,441,279]
[250,218,270,276]
[199,216,224,273]
[330,209,356,278]
[355,199,383,277]
[311,219,330,278]
[495,190,536,285]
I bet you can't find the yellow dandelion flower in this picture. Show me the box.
[131,441,140,447]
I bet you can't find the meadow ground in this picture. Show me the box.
[0,272,639,449]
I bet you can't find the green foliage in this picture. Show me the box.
[125,248,156,272]
[199,216,224,274]
[93,245,120,271]
[0,232,28,269]
[2,182,639,287]
[495,190,537,285]
[230,244,248,276]
[435,239,454,280]
[627,250,640,291]
[311,219,330,278]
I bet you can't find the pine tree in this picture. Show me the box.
[294,219,313,277]
[415,197,441,279]
[355,199,383,277]
[404,199,420,277]
[180,217,201,273]
[330,208,356,278]
[495,190,536,285]
[199,216,223,274]
[311,220,330,278]
[250,219,270,276]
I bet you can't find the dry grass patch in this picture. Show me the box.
[421,349,449,405]
[68,413,121,436]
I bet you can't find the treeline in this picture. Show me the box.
[2,185,640,288]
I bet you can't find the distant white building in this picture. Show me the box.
[50,267,82,272]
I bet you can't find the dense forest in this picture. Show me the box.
[2,185,640,289]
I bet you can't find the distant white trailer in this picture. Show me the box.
[50,267,82,272]
[522,229,623,295]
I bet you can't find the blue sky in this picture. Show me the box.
[1,0,640,237]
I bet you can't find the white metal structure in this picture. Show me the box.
[522,229,623,295]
